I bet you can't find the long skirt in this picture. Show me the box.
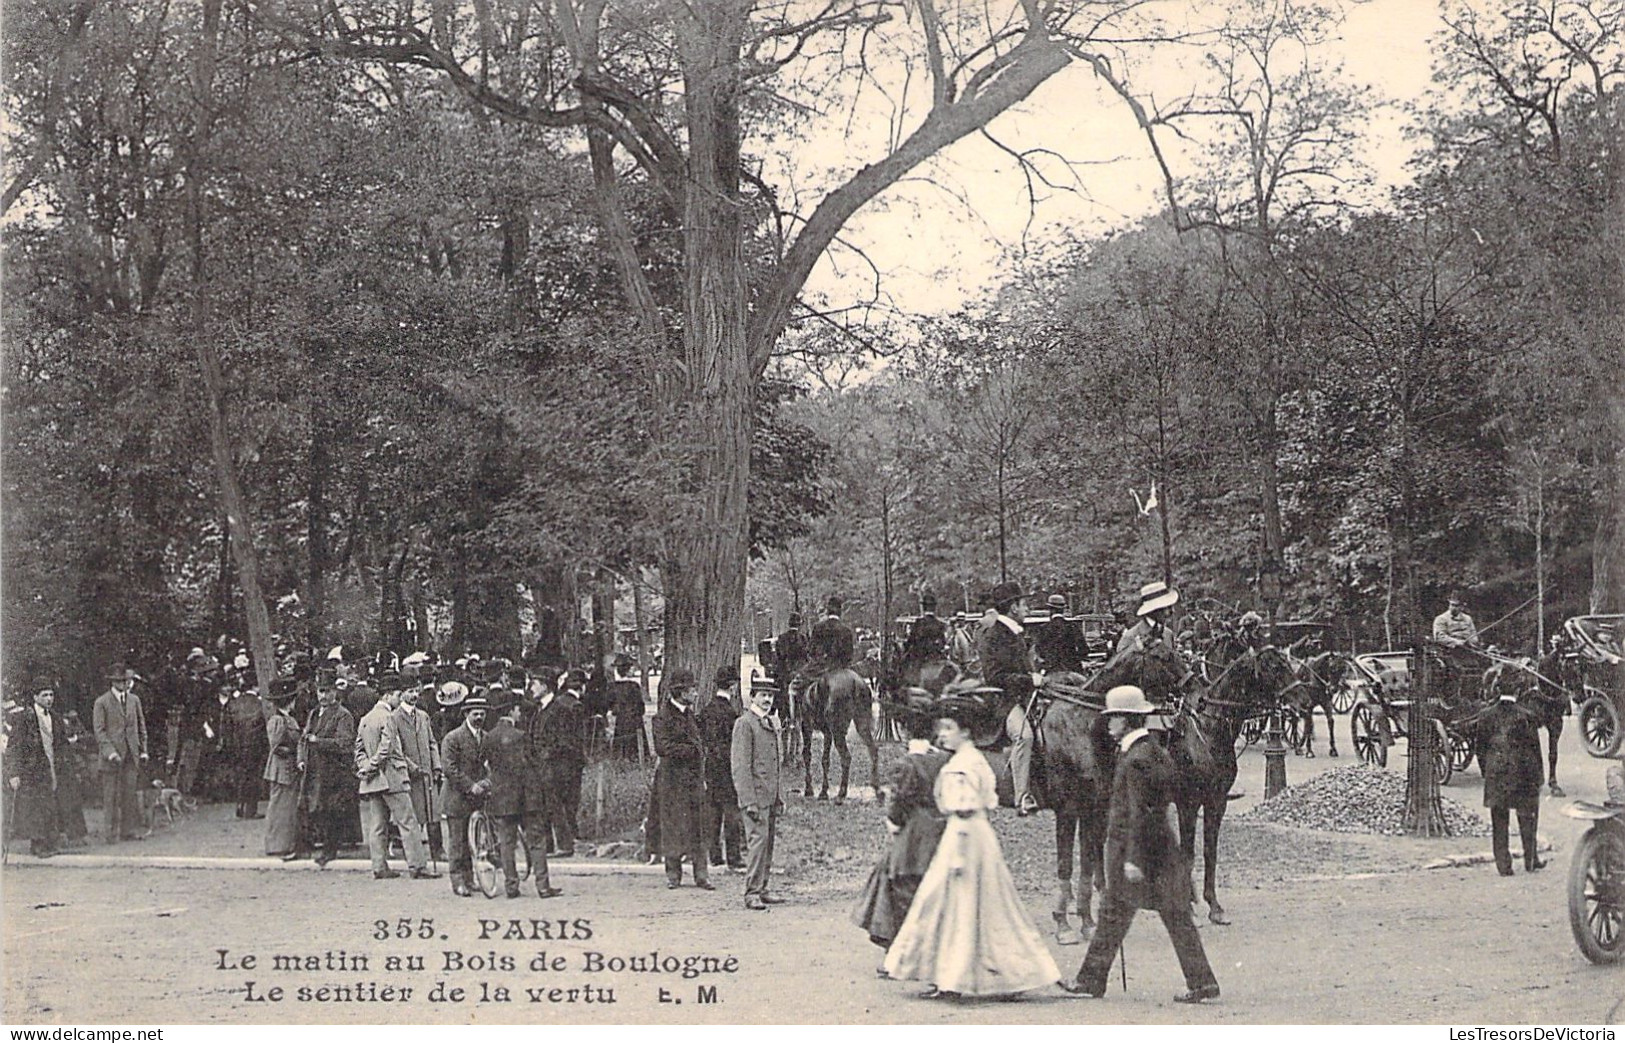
[882,812,1060,996]
[263,782,301,855]
[851,856,922,947]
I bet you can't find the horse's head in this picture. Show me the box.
[1092,644,1188,704]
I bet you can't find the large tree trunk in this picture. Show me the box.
[660,1,753,697]
[187,0,274,696]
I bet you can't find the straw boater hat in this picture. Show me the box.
[1047,594,1067,610]
[1135,581,1180,617]
[460,693,488,714]
[436,681,469,708]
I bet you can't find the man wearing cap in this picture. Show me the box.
[440,695,490,897]
[732,676,784,909]
[978,582,1038,815]
[1432,594,1481,649]
[168,650,217,797]
[653,669,714,891]
[92,664,149,843]
[1063,685,1219,1004]
[1034,594,1087,673]
[263,679,304,858]
[299,676,357,867]
[701,667,745,873]
[1465,689,1546,875]
[355,681,437,880]
[9,687,69,857]
[1114,582,1181,659]
[394,682,444,861]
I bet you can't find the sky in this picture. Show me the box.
[791,0,1451,319]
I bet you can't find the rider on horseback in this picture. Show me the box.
[1114,582,1180,660]
[1034,594,1088,673]
[800,597,856,703]
[901,593,949,671]
[979,581,1039,816]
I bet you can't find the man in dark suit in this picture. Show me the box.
[8,687,69,856]
[483,694,537,899]
[1468,690,1547,875]
[774,613,809,685]
[901,594,949,669]
[298,677,357,867]
[1034,594,1087,672]
[92,664,149,843]
[1064,685,1219,1003]
[653,669,713,891]
[809,597,856,677]
[439,695,490,897]
[700,667,744,872]
[526,670,587,858]
[979,581,1038,814]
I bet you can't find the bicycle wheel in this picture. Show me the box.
[468,811,501,898]
[515,824,532,882]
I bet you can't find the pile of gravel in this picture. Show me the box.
[1241,764,1491,837]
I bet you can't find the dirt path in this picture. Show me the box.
[5,727,1618,1025]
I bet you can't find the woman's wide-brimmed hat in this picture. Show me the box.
[1135,581,1180,617]
[933,679,1002,731]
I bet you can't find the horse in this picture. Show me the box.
[1035,644,1191,946]
[797,667,880,804]
[1167,643,1294,925]
[1503,650,1571,797]
[1281,649,1347,758]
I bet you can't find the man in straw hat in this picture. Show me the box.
[92,663,149,843]
[1062,685,1219,1003]
[1114,582,1181,659]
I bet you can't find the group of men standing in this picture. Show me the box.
[650,668,787,910]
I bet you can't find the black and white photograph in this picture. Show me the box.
[1,0,1622,1029]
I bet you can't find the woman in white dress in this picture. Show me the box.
[882,693,1064,999]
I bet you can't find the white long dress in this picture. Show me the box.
[881,743,1061,996]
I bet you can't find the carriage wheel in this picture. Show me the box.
[1579,696,1624,759]
[1569,824,1625,965]
[1449,733,1475,773]
[1433,745,1453,786]
[1283,712,1305,752]
[468,812,501,899]
[1332,683,1356,715]
[1352,704,1386,767]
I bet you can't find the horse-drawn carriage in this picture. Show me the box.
[1563,614,1624,758]
[1345,649,1477,786]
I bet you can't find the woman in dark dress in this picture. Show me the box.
[853,694,949,955]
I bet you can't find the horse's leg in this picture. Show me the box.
[1300,707,1314,758]
[1177,803,1199,908]
[1324,698,1339,757]
[1053,812,1082,945]
[1203,798,1230,925]
[832,721,852,805]
[818,729,832,801]
[1547,715,1564,796]
[801,718,815,797]
[858,705,879,794]
[1079,810,1103,938]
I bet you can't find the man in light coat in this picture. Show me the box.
[354,681,437,880]
[92,664,148,843]
[731,682,784,910]
[394,683,444,860]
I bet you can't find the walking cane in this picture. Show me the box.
[1119,944,1127,992]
